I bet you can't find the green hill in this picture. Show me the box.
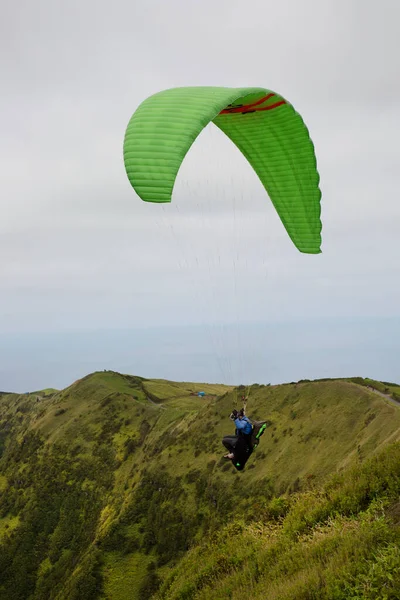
[157,442,400,600]
[0,372,399,599]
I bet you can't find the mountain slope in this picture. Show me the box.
[157,441,400,600]
[0,372,399,599]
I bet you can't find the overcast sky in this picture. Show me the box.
[1,0,399,392]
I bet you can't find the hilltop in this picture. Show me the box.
[0,371,399,599]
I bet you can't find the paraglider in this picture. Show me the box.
[123,86,322,472]
[123,86,322,253]
[222,407,268,471]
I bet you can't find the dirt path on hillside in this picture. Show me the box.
[145,395,167,409]
[366,386,400,408]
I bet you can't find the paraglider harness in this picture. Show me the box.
[226,403,268,471]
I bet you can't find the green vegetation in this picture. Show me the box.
[0,372,399,599]
[310,376,400,404]
[158,443,400,599]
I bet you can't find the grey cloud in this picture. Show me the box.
[1,0,399,390]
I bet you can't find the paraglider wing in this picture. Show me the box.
[123,86,322,253]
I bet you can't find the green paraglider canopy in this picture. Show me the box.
[123,86,322,253]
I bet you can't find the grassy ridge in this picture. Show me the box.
[0,372,399,599]
[158,442,400,599]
